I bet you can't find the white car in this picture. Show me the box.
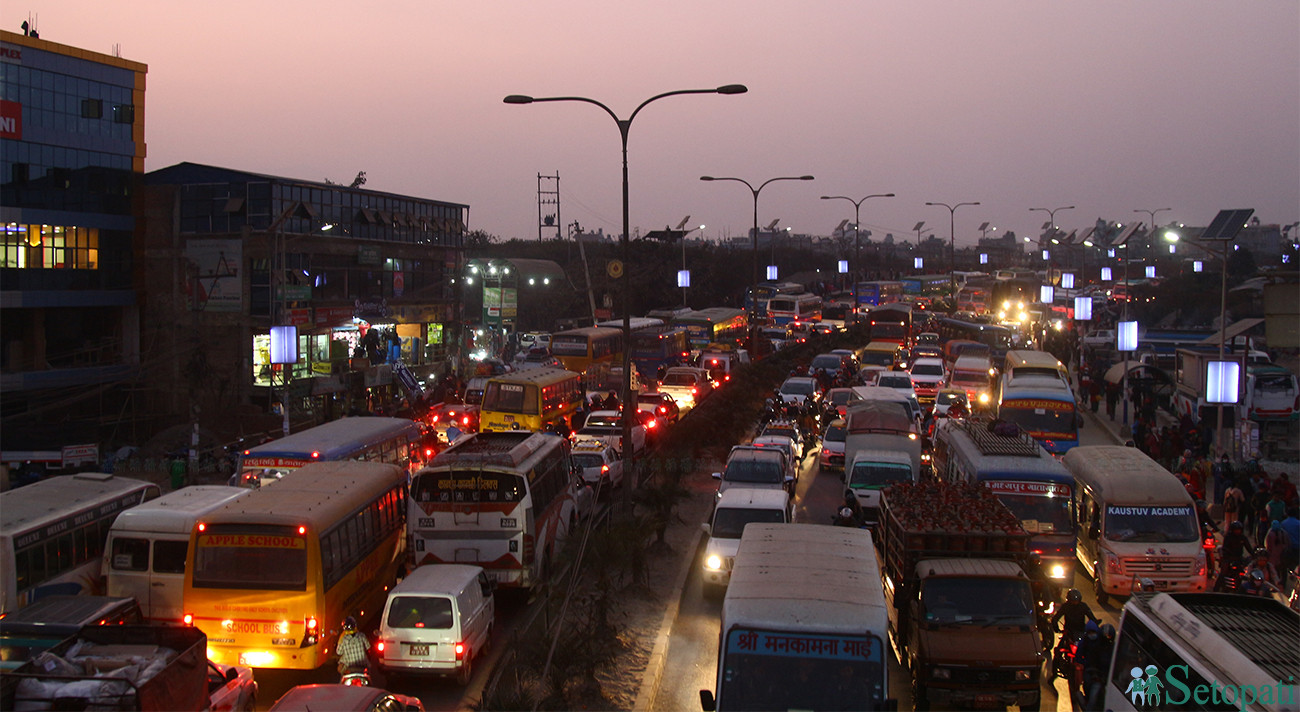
[574,410,646,455]
[749,435,800,486]
[570,438,624,490]
[658,366,714,410]
[760,420,806,462]
[908,357,947,402]
[207,660,257,712]
[818,418,847,472]
[1082,329,1116,348]
[700,488,791,597]
[778,376,820,407]
[512,347,561,370]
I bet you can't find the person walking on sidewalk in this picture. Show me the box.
[1105,381,1119,420]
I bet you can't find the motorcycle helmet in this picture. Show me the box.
[838,506,855,520]
[1250,569,1265,581]
[1229,521,1244,532]
[1066,588,1082,603]
[1254,547,1269,559]
[1026,553,1042,568]
[342,616,357,633]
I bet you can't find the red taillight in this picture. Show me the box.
[182,613,194,626]
[310,451,321,459]
[658,406,667,414]
[691,387,698,395]
[601,464,609,474]
[724,374,731,381]
[197,522,206,532]
[463,416,471,426]
[455,642,466,660]
[303,615,319,646]
[424,448,434,458]
[431,414,440,423]
[376,640,385,654]
[298,525,306,535]
[646,419,657,429]
[242,449,251,456]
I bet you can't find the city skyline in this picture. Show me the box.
[6,1,1297,247]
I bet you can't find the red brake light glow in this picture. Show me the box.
[297,525,307,535]
[310,451,321,459]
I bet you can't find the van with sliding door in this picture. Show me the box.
[104,485,249,624]
[375,564,496,685]
[1063,446,1207,605]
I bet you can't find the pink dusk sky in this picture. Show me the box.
[9,1,1299,245]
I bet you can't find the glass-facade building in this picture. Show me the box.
[1,29,147,454]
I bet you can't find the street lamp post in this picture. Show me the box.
[1030,206,1075,286]
[700,175,815,352]
[506,84,747,500]
[820,193,895,286]
[925,201,981,300]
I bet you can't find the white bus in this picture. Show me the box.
[1106,592,1299,712]
[0,473,160,613]
[105,485,250,624]
[408,432,578,588]
[766,293,823,327]
[700,523,893,712]
[234,416,427,487]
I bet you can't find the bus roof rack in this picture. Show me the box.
[958,419,1044,458]
[434,432,542,467]
[1140,592,1300,686]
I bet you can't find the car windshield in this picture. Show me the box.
[571,454,606,469]
[711,507,786,538]
[951,370,987,386]
[662,373,696,386]
[1103,504,1199,542]
[824,424,846,443]
[763,427,798,442]
[584,415,623,428]
[781,380,816,396]
[724,459,784,484]
[828,390,857,406]
[877,376,911,389]
[911,363,944,377]
[811,356,843,370]
[1257,373,1295,391]
[937,392,966,406]
[848,463,912,489]
[921,578,1034,625]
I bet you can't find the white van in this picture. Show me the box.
[1063,446,1207,604]
[375,564,495,684]
[844,449,917,526]
[699,488,791,597]
[104,486,249,624]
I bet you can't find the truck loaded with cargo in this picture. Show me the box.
[1,625,209,711]
[876,480,1045,711]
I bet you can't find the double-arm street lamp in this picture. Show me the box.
[700,174,815,352]
[820,193,895,286]
[925,201,981,298]
[1031,206,1075,284]
[505,84,747,498]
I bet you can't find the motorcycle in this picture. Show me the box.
[340,666,371,687]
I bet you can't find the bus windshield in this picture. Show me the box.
[192,525,307,591]
[848,463,912,489]
[719,629,884,712]
[481,382,539,414]
[1103,505,1199,543]
[860,351,895,368]
[411,470,525,504]
[998,399,1075,438]
[991,492,1073,535]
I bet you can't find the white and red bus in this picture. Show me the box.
[408,432,577,588]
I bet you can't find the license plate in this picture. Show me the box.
[409,644,430,656]
[974,694,999,708]
[500,518,517,527]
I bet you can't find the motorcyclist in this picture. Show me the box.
[1220,520,1251,565]
[1051,589,1100,649]
[1238,569,1278,597]
[1077,624,1115,711]
[834,490,862,527]
[1244,547,1281,589]
[336,616,370,676]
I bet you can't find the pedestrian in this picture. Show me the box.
[1222,479,1244,531]
[1105,381,1119,420]
[1212,454,1233,506]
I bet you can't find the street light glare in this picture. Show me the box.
[716,84,749,95]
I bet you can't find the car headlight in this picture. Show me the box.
[978,393,990,403]
[1049,563,1068,579]
[1014,669,1034,681]
[931,668,951,680]
[705,554,723,571]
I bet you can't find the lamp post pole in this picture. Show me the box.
[505,85,746,500]
[821,193,895,288]
[925,201,980,302]
[1165,230,1233,458]
[701,175,815,352]
[1030,206,1075,287]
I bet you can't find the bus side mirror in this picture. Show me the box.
[699,690,717,711]
[700,523,711,536]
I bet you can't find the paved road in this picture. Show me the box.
[653,408,1124,712]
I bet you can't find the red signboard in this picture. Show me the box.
[985,480,1072,497]
[0,100,21,140]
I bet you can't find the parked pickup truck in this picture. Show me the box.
[876,480,1045,711]
[1,625,209,711]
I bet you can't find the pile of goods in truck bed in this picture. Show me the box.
[882,480,1029,552]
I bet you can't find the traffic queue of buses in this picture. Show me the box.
[2,295,1296,710]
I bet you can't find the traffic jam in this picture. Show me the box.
[2,279,1297,712]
